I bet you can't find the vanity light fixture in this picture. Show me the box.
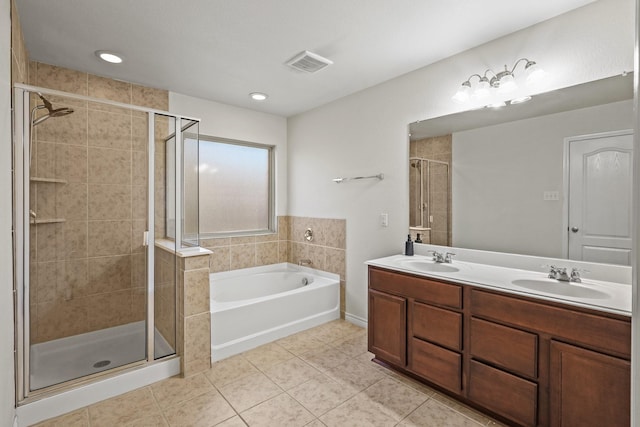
[95,50,123,64]
[510,95,532,105]
[452,58,546,104]
[488,101,506,109]
[250,92,268,101]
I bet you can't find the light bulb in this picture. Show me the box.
[497,73,518,94]
[488,101,506,109]
[473,78,491,100]
[510,95,532,105]
[525,62,546,86]
[452,82,471,104]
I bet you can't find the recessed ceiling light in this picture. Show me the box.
[250,92,268,101]
[95,50,123,64]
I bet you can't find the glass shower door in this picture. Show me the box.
[25,91,150,391]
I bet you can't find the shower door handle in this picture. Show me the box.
[143,231,149,247]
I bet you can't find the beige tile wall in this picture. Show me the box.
[27,61,169,343]
[155,246,177,350]
[409,135,452,246]
[10,0,28,89]
[177,254,212,376]
[202,216,347,317]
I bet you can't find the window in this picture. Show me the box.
[198,136,274,236]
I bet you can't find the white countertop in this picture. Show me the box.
[366,254,631,317]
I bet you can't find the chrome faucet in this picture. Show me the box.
[548,265,570,281]
[298,259,312,267]
[427,250,444,263]
[428,250,455,264]
[569,268,582,283]
[548,265,582,282]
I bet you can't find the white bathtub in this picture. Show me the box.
[210,263,340,361]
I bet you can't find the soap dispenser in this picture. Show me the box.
[415,233,422,243]
[405,234,414,256]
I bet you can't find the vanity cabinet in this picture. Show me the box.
[368,289,406,366]
[549,340,630,427]
[409,298,463,393]
[367,266,631,427]
[369,267,463,393]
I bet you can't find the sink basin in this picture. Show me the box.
[511,279,610,300]
[400,260,459,273]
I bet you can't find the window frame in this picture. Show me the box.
[197,134,276,238]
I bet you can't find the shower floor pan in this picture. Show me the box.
[30,321,173,390]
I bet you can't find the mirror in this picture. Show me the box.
[409,73,634,264]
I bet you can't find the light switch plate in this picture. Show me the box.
[380,213,388,227]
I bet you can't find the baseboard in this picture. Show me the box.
[344,312,368,329]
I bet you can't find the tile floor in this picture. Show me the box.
[34,320,503,427]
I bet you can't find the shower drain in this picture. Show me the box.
[93,360,111,368]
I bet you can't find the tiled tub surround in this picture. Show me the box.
[202,216,347,317]
[32,320,501,427]
[177,251,214,377]
[27,61,170,343]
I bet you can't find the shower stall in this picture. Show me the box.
[409,157,451,246]
[12,85,199,402]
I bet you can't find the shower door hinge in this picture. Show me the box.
[143,231,149,247]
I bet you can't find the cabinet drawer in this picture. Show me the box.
[412,302,462,351]
[410,338,461,393]
[369,267,462,308]
[470,317,537,378]
[469,360,537,427]
[471,289,631,358]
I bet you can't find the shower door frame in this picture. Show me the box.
[12,84,199,403]
[409,157,451,242]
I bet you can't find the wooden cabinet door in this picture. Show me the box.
[368,290,406,366]
[549,340,630,427]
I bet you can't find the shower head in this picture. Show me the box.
[31,93,74,126]
[410,160,421,169]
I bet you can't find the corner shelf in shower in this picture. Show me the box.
[30,218,66,225]
[30,177,68,184]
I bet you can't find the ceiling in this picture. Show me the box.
[16,0,594,117]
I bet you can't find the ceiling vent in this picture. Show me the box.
[286,50,333,73]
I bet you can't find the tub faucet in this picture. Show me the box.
[298,259,312,267]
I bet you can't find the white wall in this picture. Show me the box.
[453,99,634,258]
[1,0,16,424]
[169,93,288,217]
[287,0,635,322]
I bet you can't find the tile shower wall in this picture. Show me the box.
[28,61,169,343]
[10,0,28,91]
[155,246,177,350]
[202,216,347,317]
[410,135,452,246]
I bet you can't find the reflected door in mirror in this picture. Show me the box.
[568,130,633,265]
